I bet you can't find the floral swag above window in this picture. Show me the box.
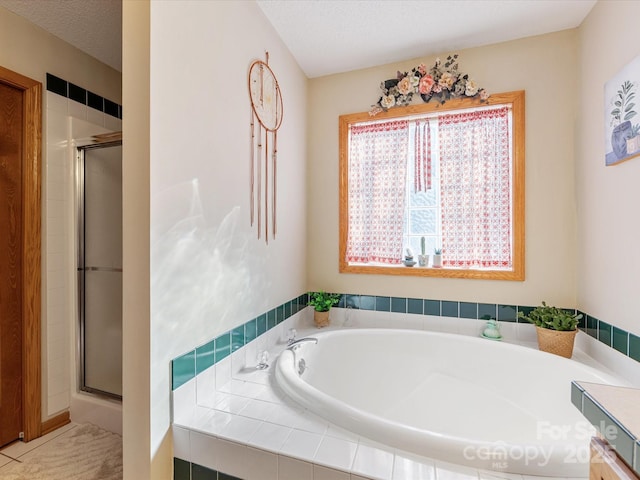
[370,54,489,116]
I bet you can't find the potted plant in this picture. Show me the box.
[610,80,637,159]
[432,247,442,268]
[517,302,583,358]
[308,291,340,328]
[418,237,429,267]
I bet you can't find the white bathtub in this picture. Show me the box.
[275,328,624,477]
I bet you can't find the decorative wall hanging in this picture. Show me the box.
[369,54,489,116]
[605,55,640,166]
[248,52,284,243]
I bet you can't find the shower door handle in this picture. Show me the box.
[77,266,123,272]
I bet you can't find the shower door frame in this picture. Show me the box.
[76,135,123,401]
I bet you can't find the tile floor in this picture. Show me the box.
[0,422,77,471]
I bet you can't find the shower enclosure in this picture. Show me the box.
[77,137,122,400]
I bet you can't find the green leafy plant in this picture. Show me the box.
[434,247,442,255]
[610,80,637,126]
[517,301,582,331]
[308,291,340,312]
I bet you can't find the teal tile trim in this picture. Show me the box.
[172,292,640,391]
[571,382,638,471]
[171,292,308,390]
[172,349,196,390]
[174,459,244,480]
[634,440,639,476]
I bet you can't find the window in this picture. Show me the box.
[339,91,525,280]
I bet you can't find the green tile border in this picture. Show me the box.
[172,291,640,390]
[171,293,308,390]
[174,458,244,480]
[571,382,638,473]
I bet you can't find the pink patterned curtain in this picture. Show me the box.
[414,120,432,192]
[347,120,409,264]
[439,107,511,269]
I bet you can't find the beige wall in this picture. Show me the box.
[307,30,579,307]
[0,7,121,102]
[577,1,640,336]
[122,1,151,478]
[0,5,122,423]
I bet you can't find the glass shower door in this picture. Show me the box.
[78,142,122,399]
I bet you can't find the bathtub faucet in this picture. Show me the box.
[286,337,318,351]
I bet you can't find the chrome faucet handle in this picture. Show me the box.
[286,337,318,351]
[287,328,297,345]
[256,350,270,370]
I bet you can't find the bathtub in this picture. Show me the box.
[275,328,624,477]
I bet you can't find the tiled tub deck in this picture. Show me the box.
[171,307,638,480]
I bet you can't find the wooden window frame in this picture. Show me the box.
[339,90,525,281]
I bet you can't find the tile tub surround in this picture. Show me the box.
[171,293,640,393]
[46,73,122,119]
[571,382,640,477]
[171,308,632,480]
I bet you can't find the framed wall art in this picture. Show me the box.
[605,55,640,166]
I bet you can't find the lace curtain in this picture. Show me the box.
[347,120,409,264]
[439,107,512,268]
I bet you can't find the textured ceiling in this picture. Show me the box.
[0,0,596,78]
[0,0,121,72]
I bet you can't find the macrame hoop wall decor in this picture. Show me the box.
[248,52,284,244]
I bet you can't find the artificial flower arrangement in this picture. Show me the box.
[370,54,489,116]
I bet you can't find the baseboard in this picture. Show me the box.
[41,411,70,436]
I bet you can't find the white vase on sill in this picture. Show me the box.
[418,254,429,267]
[432,253,442,268]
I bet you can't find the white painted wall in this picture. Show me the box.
[143,0,308,476]
[307,30,579,308]
[576,1,640,337]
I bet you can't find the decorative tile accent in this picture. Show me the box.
[613,327,628,355]
[516,306,534,323]
[375,296,390,312]
[195,340,215,375]
[172,350,195,390]
[173,292,640,391]
[46,73,122,118]
[598,320,613,347]
[441,301,458,317]
[459,302,477,319]
[174,457,191,480]
[571,383,638,472]
[391,297,406,313]
[359,295,375,311]
[171,293,309,390]
[497,304,516,322]
[478,303,496,320]
[407,298,423,315]
[424,300,440,316]
[630,334,640,362]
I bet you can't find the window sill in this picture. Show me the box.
[339,263,524,281]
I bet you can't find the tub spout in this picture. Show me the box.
[287,337,318,351]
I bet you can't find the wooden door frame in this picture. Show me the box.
[0,66,42,442]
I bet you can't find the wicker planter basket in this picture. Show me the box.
[535,326,578,358]
[314,310,330,328]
